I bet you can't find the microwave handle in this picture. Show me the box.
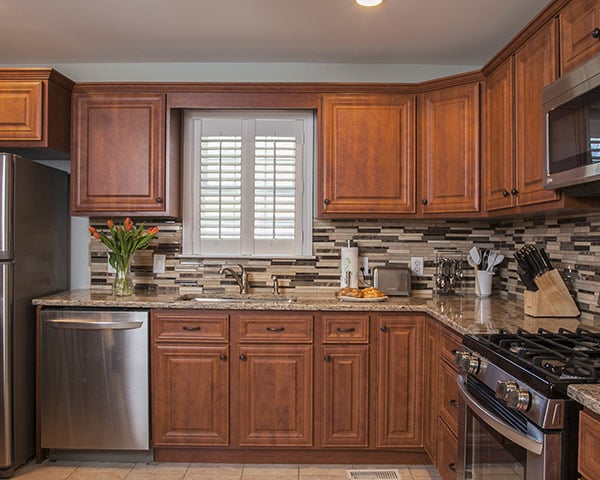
[457,375,543,455]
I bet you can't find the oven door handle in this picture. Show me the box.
[457,375,543,455]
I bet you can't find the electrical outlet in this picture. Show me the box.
[359,256,369,276]
[153,254,166,274]
[411,256,424,276]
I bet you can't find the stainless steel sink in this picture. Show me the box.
[177,294,295,304]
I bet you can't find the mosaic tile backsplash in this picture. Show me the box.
[89,213,600,321]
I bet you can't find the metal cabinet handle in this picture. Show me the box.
[421,199,428,205]
[324,355,331,363]
[239,354,247,361]
[502,189,510,197]
[511,188,519,195]
[219,354,227,361]
[182,325,201,331]
[592,28,600,39]
[450,399,459,408]
[266,326,285,332]
[380,325,388,333]
[323,198,331,206]
[448,463,457,472]
[336,327,356,333]
[156,197,163,203]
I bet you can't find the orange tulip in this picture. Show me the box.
[124,217,133,231]
[107,219,114,228]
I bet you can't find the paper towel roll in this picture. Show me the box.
[340,246,359,288]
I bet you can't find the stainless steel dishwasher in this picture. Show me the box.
[40,309,149,450]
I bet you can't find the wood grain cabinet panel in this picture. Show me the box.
[320,345,369,447]
[418,82,480,214]
[514,20,560,207]
[560,0,600,74]
[436,417,458,480]
[374,315,423,448]
[579,409,600,480]
[236,345,313,447]
[71,91,178,216]
[319,94,416,217]
[423,318,439,460]
[152,344,230,446]
[0,81,42,141]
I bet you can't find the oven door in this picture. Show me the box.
[457,375,564,480]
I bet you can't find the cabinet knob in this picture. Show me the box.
[323,198,331,206]
[219,354,228,361]
[448,463,457,472]
[511,188,519,195]
[450,399,459,408]
[239,354,247,361]
[182,325,201,331]
[324,355,331,363]
[155,197,163,203]
[592,28,600,39]
[380,325,388,333]
[502,189,510,198]
[421,199,428,205]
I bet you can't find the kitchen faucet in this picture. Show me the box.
[219,264,249,294]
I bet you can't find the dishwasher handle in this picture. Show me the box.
[45,319,144,330]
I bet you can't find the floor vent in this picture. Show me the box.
[347,470,401,480]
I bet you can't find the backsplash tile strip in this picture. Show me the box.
[88,213,600,321]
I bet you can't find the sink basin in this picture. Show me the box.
[178,294,295,304]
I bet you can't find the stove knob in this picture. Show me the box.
[506,389,532,412]
[495,380,518,401]
[454,351,481,374]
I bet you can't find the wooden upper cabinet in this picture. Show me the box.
[319,94,416,217]
[484,58,516,211]
[71,91,179,217]
[0,69,73,156]
[418,82,480,214]
[560,0,600,74]
[514,20,560,207]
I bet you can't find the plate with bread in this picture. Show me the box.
[336,287,388,302]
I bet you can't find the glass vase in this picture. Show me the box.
[113,258,133,296]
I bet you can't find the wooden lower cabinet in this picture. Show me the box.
[579,409,600,479]
[236,345,313,447]
[320,345,369,448]
[153,344,230,446]
[423,318,439,460]
[375,314,423,448]
[436,418,458,480]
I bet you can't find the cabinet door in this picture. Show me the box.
[319,94,416,217]
[436,417,458,480]
[579,409,600,480]
[560,0,600,74]
[423,318,438,459]
[438,360,460,437]
[152,344,229,446]
[72,92,170,215]
[237,345,313,446]
[320,345,369,448]
[514,21,560,207]
[0,81,42,141]
[374,315,423,447]
[484,58,516,211]
[418,83,480,214]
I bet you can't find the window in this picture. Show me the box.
[182,110,314,258]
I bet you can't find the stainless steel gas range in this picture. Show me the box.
[455,327,600,480]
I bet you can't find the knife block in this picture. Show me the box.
[524,269,580,317]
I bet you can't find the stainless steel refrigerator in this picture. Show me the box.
[0,153,69,478]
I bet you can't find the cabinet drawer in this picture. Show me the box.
[438,360,459,436]
[436,417,458,480]
[153,310,229,343]
[579,409,600,479]
[321,314,369,343]
[439,326,462,369]
[237,313,313,343]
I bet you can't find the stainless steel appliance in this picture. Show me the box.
[0,153,68,478]
[40,309,149,451]
[455,327,600,479]
[543,54,600,195]
[373,266,411,296]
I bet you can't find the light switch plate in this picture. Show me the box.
[153,254,166,274]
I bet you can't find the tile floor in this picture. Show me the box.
[12,461,443,480]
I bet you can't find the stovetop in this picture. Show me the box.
[463,327,600,397]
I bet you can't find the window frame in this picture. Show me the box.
[182,109,314,259]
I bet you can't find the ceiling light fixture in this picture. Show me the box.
[356,0,383,6]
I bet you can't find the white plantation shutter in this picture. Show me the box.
[182,110,313,257]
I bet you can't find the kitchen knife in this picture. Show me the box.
[516,248,539,277]
[517,266,539,291]
[539,248,554,271]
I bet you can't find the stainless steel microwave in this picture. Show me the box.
[543,54,600,196]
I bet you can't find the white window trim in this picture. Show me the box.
[182,109,314,259]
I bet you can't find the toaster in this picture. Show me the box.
[373,266,411,296]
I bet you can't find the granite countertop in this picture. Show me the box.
[33,289,600,414]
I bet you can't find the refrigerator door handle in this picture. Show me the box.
[0,262,13,472]
[0,155,13,261]
[45,319,144,330]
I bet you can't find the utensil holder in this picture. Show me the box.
[524,269,580,317]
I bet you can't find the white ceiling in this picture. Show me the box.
[0,0,552,66]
